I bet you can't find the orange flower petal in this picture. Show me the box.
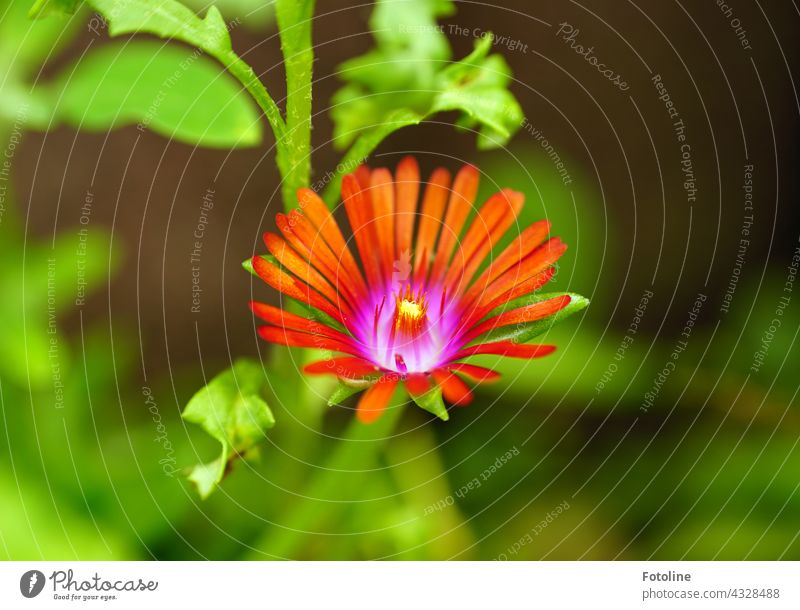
[257,326,361,356]
[432,369,473,406]
[252,255,345,324]
[264,232,353,316]
[277,210,363,308]
[430,164,479,284]
[444,189,524,293]
[395,156,420,262]
[356,375,398,423]
[413,167,451,283]
[369,168,396,282]
[297,188,368,298]
[465,238,567,313]
[342,174,382,286]
[405,373,432,397]
[353,165,371,190]
[467,220,552,298]
[447,363,501,383]
[462,295,571,344]
[461,267,557,329]
[249,301,350,342]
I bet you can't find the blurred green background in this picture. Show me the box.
[1,0,799,559]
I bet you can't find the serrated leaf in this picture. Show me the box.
[88,0,232,56]
[39,41,261,147]
[469,292,590,346]
[186,456,225,499]
[182,358,275,498]
[410,384,449,421]
[182,0,274,30]
[330,0,522,154]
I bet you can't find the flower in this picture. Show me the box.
[250,157,581,423]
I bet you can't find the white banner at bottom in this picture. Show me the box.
[0,561,797,609]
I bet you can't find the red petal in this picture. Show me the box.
[353,165,371,190]
[257,326,362,356]
[470,220,551,292]
[447,363,501,383]
[342,174,382,286]
[432,369,473,406]
[463,267,557,327]
[273,212,353,306]
[304,357,380,379]
[252,255,345,324]
[453,342,557,360]
[264,232,353,316]
[395,156,420,261]
[429,164,479,283]
[369,168,396,281]
[296,188,368,298]
[356,375,398,423]
[444,189,524,293]
[413,167,451,283]
[249,301,349,342]
[462,295,571,344]
[405,373,432,396]
[463,237,567,313]
[277,211,360,303]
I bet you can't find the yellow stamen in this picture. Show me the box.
[393,285,428,335]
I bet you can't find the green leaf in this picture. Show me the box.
[29,0,81,18]
[82,0,286,164]
[185,457,225,499]
[327,380,365,407]
[468,292,590,346]
[325,6,523,202]
[38,40,261,147]
[335,0,454,95]
[87,0,232,56]
[322,108,422,204]
[431,36,523,149]
[330,0,522,153]
[410,384,449,421]
[182,0,275,30]
[182,359,276,498]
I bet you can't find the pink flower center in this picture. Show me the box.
[350,283,460,375]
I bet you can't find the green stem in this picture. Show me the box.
[249,402,405,559]
[275,0,315,210]
[220,50,288,180]
[321,109,422,206]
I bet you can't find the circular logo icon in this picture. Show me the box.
[20,570,45,598]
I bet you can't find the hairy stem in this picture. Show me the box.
[220,50,288,179]
[276,0,315,210]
